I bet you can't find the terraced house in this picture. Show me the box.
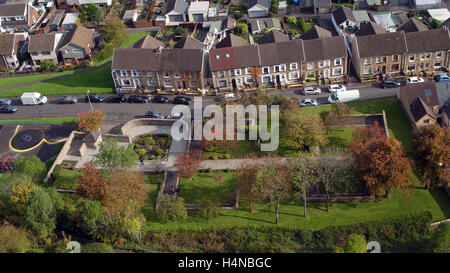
[351,28,450,81]
[208,36,347,91]
[111,48,209,92]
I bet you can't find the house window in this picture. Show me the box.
[306,71,314,78]
[409,55,415,62]
[262,67,269,74]
[164,80,173,88]
[131,70,137,77]
[190,72,196,78]
[5,17,11,21]
[163,71,169,78]
[191,81,199,88]
[174,72,180,78]
[230,70,235,77]
[334,58,342,66]
[436,51,442,58]
[307,63,313,69]
[262,75,271,84]
[218,80,227,87]
[73,49,83,54]
[324,60,330,67]
[392,55,398,62]
[148,71,153,78]
[434,61,442,68]
[274,65,281,73]
[0,17,4,22]
[364,58,371,65]
[290,63,297,70]
[64,48,70,53]
[280,64,286,71]
[122,79,132,86]
[289,72,299,80]
[218,71,225,78]
[121,70,127,77]
[391,64,399,71]
[245,76,254,84]
[235,69,241,76]
[319,61,324,68]
[420,54,425,61]
[245,67,251,74]
[148,80,156,87]
[376,57,382,64]
[333,67,343,75]
[407,64,415,71]
[426,53,431,59]
[363,68,371,75]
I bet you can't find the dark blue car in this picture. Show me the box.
[434,74,450,82]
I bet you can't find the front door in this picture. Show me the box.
[324,69,330,79]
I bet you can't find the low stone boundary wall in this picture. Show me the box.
[431,219,450,229]
[120,118,176,135]
[306,194,374,203]
[185,203,237,210]
[155,171,168,210]
[102,133,131,143]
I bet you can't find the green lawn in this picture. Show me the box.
[142,174,164,220]
[53,169,82,190]
[178,173,237,204]
[0,117,78,124]
[0,32,147,94]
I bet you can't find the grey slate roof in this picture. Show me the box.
[136,35,164,49]
[0,3,26,16]
[0,34,15,55]
[173,35,204,49]
[300,25,332,40]
[332,6,355,25]
[28,33,56,52]
[355,21,387,36]
[355,32,407,58]
[397,18,429,33]
[165,0,189,14]
[248,0,270,9]
[112,48,204,72]
[314,0,331,8]
[303,36,347,62]
[257,29,289,44]
[216,33,248,48]
[436,81,450,107]
[258,40,304,66]
[404,28,450,54]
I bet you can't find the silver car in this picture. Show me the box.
[299,99,318,107]
[302,87,321,95]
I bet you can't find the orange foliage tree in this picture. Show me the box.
[174,151,203,180]
[77,162,106,201]
[77,110,105,132]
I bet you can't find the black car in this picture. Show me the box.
[104,94,126,103]
[152,95,170,104]
[128,95,149,103]
[144,111,165,119]
[0,104,17,113]
[85,94,104,103]
[0,98,12,105]
[58,95,78,104]
[173,96,192,105]
[381,79,401,89]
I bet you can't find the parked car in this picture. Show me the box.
[152,95,170,104]
[173,96,192,105]
[299,99,318,107]
[144,111,165,119]
[128,95,150,103]
[328,90,360,103]
[434,74,450,82]
[167,112,184,119]
[224,93,241,101]
[104,94,126,103]
[85,94,104,103]
[58,95,78,104]
[0,98,12,105]
[21,92,47,105]
[0,104,17,113]
[381,79,401,89]
[302,86,321,95]
[328,84,346,93]
[406,77,425,84]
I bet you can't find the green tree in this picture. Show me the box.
[82,242,114,253]
[234,22,249,36]
[0,223,31,253]
[81,199,103,224]
[343,234,367,253]
[429,222,450,253]
[84,4,103,23]
[93,139,139,173]
[9,178,36,217]
[285,112,328,152]
[99,16,128,47]
[156,194,188,222]
[24,187,56,239]
[14,155,46,182]
[288,155,316,218]
[198,196,219,221]
[269,0,279,16]
[174,27,189,36]
[286,16,297,24]
[39,60,58,72]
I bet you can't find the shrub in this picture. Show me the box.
[135,148,147,160]
[39,60,58,72]
[207,168,212,173]
[144,137,155,147]
[14,155,47,182]
[152,147,164,157]
[82,243,114,253]
[224,154,231,159]
[150,155,156,160]
[212,155,218,160]
[156,194,188,222]
[286,16,297,24]
[224,168,231,173]
[134,143,142,150]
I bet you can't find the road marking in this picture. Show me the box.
[9,125,68,153]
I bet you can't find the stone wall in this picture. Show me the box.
[120,118,176,135]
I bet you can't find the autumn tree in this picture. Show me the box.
[9,178,35,217]
[288,155,317,217]
[315,157,349,212]
[77,110,105,132]
[93,139,139,173]
[323,102,354,131]
[98,16,128,47]
[350,137,413,198]
[174,151,203,180]
[255,160,291,224]
[198,196,219,221]
[350,120,386,147]
[285,112,328,152]
[412,125,450,190]
[156,194,188,222]
[77,162,106,201]
[271,95,299,113]
[0,223,31,253]
[334,233,367,253]
[235,161,261,213]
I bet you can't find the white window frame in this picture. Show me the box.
[245,76,254,84]
[407,64,415,72]
[319,61,324,68]
[376,57,382,64]
[148,80,156,87]
[334,58,342,66]
[280,64,286,71]
[218,80,227,88]
[434,61,442,68]
[289,71,299,80]
[245,67,251,74]
[409,55,415,62]
[218,71,225,78]
[164,80,173,88]
[324,60,330,67]
[306,71,314,78]
[363,68,371,75]
[333,67,343,76]
[131,70,138,77]
[436,51,442,58]
[120,70,127,77]
[121,78,132,86]
[364,58,371,65]
[174,72,180,78]
[261,75,272,84]
[163,71,169,78]
[307,63,313,70]
[148,71,153,78]
[262,66,270,74]
[235,69,242,76]
[290,63,297,70]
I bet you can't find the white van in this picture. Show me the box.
[328,90,360,103]
[21,92,48,105]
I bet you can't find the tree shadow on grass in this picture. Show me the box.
[429,188,450,219]
[225,214,274,224]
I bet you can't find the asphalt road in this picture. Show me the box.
[0,84,399,121]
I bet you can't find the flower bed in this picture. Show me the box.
[133,133,172,160]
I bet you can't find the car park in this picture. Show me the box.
[0,98,12,105]
[380,79,401,88]
[58,96,78,104]
[299,99,318,107]
[328,84,346,93]
[434,74,450,82]
[406,77,425,84]
[173,96,192,105]
[302,87,321,95]
[104,94,126,103]
[144,111,165,119]
[128,95,150,103]
[167,112,184,119]
[152,95,170,104]
[0,104,17,113]
[85,94,104,103]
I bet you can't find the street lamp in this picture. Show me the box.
[87,90,93,111]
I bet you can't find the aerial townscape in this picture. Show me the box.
[0,0,449,258]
